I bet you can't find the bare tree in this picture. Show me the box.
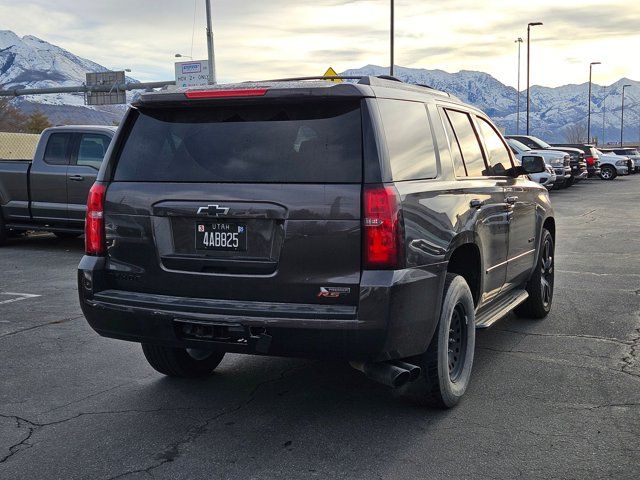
[0,99,28,132]
[563,122,587,143]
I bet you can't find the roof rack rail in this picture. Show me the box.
[255,75,365,83]
[246,74,451,98]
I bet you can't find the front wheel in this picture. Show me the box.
[515,228,554,319]
[599,165,617,180]
[142,344,225,378]
[404,273,476,408]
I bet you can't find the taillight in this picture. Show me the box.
[363,185,404,269]
[85,183,106,255]
[184,88,268,99]
[585,155,596,166]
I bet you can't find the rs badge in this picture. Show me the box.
[317,287,351,298]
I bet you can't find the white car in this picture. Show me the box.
[506,138,568,189]
[595,150,629,180]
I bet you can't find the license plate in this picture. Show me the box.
[195,222,247,251]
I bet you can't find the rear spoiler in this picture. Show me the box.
[133,75,451,107]
[133,82,372,107]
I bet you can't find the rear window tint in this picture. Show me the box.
[114,102,362,183]
[377,99,437,181]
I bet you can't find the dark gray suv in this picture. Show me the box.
[78,76,555,408]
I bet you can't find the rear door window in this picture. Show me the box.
[445,110,487,177]
[114,102,362,183]
[476,117,513,175]
[377,99,437,181]
[43,133,72,165]
[77,133,111,169]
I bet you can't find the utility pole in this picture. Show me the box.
[621,84,631,146]
[602,85,606,145]
[587,62,601,143]
[515,38,523,134]
[390,0,394,77]
[526,22,543,135]
[205,0,217,84]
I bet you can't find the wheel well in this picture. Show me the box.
[543,217,555,241]
[447,243,481,306]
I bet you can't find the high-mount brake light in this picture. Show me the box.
[363,185,404,269]
[184,89,268,99]
[85,183,107,256]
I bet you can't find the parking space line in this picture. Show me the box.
[0,292,42,305]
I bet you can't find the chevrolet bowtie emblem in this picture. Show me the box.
[197,204,230,216]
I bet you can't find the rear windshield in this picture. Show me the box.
[113,102,362,183]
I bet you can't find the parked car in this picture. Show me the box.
[600,148,640,173]
[595,149,629,180]
[78,76,556,408]
[0,125,116,244]
[506,138,566,189]
[507,135,590,183]
[551,143,603,178]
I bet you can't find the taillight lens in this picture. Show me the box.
[85,183,106,255]
[585,155,596,166]
[363,185,404,269]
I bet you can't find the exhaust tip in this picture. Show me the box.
[390,369,411,388]
[391,360,421,382]
[350,361,415,389]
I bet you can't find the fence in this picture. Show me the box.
[0,131,41,160]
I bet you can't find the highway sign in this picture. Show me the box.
[85,71,126,105]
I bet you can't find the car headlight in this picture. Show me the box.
[550,158,563,166]
[615,160,627,166]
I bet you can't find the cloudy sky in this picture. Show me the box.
[1,0,639,87]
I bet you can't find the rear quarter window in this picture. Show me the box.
[377,99,438,181]
[43,132,72,165]
[113,102,362,183]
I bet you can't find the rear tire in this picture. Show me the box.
[515,228,554,319]
[404,273,475,408]
[599,165,617,180]
[141,344,225,378]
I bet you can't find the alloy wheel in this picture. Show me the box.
[540,237,554,308]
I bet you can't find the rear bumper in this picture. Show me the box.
[78,256,446,361]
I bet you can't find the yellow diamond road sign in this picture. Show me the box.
[323,67,342,82]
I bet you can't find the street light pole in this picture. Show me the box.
[390,0,394,76]
[587,62,601,144]
[621,84,631,146]
[602,85,606,145]
[205,0,217,84]
[515,38,523,134]
[526,22,543,135]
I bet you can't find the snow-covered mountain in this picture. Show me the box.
[0,30,130,125]
[1,30,638,143]
[344,65,639,144]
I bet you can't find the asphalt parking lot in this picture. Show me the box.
[1,178,639,480]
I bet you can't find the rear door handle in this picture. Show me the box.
[470,199,484,209]
[69,175,84,181]
[506,196,518,204]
